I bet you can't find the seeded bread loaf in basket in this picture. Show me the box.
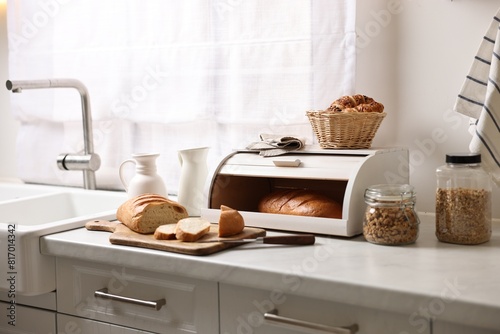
[306,94,386,149]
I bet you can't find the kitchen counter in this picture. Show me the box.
[40,213,500,331]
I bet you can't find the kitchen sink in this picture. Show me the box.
[0,182,65,201]
[0,190,126,228]
[0,183,127,296]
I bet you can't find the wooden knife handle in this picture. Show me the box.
[262,234,315,245]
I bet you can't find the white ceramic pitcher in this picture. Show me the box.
[177,147,209,216]
[119,153,167,198]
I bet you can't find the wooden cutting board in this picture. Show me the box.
[85,220,266,256]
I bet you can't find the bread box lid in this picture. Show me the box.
[202,146,409,237]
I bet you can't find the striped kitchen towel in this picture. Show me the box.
[454,9,500,186]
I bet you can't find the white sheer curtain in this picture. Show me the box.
[7,0,356,193]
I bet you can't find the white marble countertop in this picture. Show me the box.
[40,213,500,331]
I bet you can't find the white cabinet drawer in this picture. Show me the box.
[58,313,155,333]
[0,291,56,310]
[56,258,218,334]
[0,301,56,334]
[433,319,500,334]
[219,283,431,334]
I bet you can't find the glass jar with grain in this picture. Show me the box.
[363,184,420,245]
[435,153,492,245]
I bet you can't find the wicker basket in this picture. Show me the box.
[306,110,386,149]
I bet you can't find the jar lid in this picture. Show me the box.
[364,184,416,203]
[446,153,481,164]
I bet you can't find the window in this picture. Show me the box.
[7,0,356,193]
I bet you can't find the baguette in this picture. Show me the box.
[175,217,211,242]
[116,194,188,234]
[218,205,245,237]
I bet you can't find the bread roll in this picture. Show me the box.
[116,194,188,234]
[218,205,245,237]
[153,224,177,240]
[327,94,384,113]
[258,189,342,219]
[175,217,211,242]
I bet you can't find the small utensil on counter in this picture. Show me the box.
[199,234,315,245]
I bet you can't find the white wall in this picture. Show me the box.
[0,0,499,217]
[356,0,500,217]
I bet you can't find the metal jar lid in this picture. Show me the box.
[445,153,481,164]
[364,184,416,205]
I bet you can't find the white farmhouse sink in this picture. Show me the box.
[0,183,127,296]
[0,182,65,201]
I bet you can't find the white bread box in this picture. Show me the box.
[201,146,409,237]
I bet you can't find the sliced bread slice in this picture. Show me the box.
[175,218,211,242]
[153,224,178,240]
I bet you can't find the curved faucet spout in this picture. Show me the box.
[6,78,100,190]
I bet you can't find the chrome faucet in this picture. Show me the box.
[6,79,101,190]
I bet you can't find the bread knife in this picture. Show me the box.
[200,234,315,245]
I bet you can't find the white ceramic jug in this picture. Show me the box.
[177,147,209,216]
[119,153,167,198]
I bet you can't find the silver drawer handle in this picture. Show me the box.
[264,309,359,334]
[94,288,166,311]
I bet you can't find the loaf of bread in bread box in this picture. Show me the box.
[116,194,188,234]
[258,189,342,219]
